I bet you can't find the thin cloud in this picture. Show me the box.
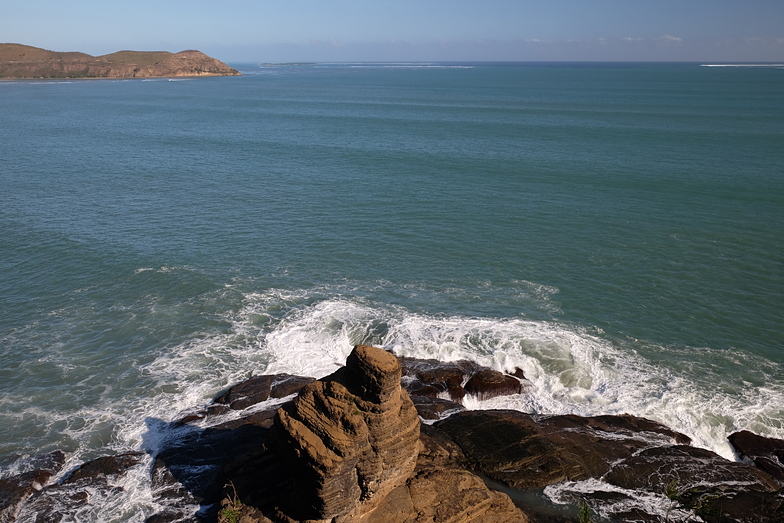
[659,34,683,44]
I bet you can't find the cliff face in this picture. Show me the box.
[269,345,527,523]
[273,345,422,520]
[0,44,240,79]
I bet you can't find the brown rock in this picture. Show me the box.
[262,347,530,522]
[464,369,525,400]
[406,468,528,523]
[273,345,421,520]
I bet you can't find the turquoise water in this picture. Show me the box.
[1,62,782,519]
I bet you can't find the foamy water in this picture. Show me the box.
[2,286,782,520]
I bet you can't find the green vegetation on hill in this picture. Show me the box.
[98,50,175,66]
[0,43,91,62]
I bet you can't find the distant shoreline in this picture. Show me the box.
[0,73,236,81]
[0,43,240,80]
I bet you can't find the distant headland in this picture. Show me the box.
[0,43,241,79]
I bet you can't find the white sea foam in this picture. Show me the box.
[545,478,703,522]
[3,290,782,520]
[248,296,784,460]
[702,64,784,68]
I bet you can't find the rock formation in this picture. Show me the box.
[4,347,783,523]
[437,410,784,522]
[399,356,528,403]
[729,430,784,485]
[272,345,421,520]
[0,44,240,79]
[235,345,529,523]
[437,410,691,489]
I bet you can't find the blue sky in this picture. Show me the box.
[4,0,783,62]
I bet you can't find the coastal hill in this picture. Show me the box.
[0,43,240,79]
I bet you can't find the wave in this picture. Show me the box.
[247,296,783,459]
[701,64,784,68]
[2,285,782,519]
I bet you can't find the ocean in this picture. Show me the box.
[1,62,782,520]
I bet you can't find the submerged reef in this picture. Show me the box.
[2,346,783,522]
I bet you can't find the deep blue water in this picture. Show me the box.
[1,62,782,520]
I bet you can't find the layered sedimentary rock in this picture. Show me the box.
[273,345,421,520]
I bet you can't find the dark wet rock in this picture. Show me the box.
[10,353,783,522]
[399,357,481,401]
[437,410,783,522]
[417,423,468,469]
[398,356,530,403]
[400,377,445,398]
[436,410,690,489]
[269,375,316,399]
[63,452,144,484]
[464,368,526,400]
[605,445,780,492]
[8,451,146,523]
[410,394,466,420]
[729,430,784,485]
[177,374,314,425]
[510,367,527,380]
[144,511,191,523]
[214,373,315,411]
[0,450,65,522]
[604,445,784,523]
[147,412,275,521]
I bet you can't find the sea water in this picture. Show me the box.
[0,62,782,520]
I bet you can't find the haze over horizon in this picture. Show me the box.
[3,0,783,63]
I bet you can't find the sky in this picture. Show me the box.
[3,0,784,63]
